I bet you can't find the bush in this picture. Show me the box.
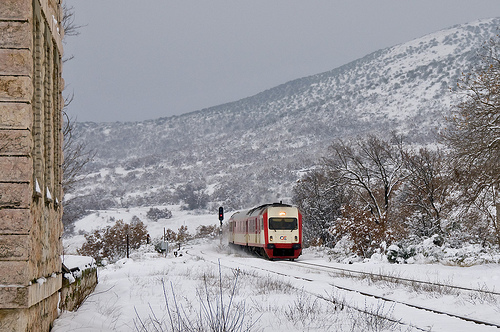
[154,226,192,251]
[78,219,148,264]
[176,225,191,243]
[333,205,391,258]
[146,207,173,221]
[195,224,219,239]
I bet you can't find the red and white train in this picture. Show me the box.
[228,202,302,260]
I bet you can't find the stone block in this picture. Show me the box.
[0,272,62,308]
[0,209,31,234]
[0,260,29,285]
[0,76,32,102]
[0,291,60,331]
[0,21,31,49]
[0,234,30,260]
[0,129,32,156]
[0,0,31,21]
[28,291,60,332]
[0,102,32,129]
[0,49,32,76]
[0,308,27,331]
[28,273,61,307]
[0,285,29,308]
[0,156,31,182]
[0,183,31,209]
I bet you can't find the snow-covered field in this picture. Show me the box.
[54,208,500,332]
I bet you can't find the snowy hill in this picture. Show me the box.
[66,18,500,228]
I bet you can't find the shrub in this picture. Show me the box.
[195,224,219,239]
[146,207,173,221]
[176,225,191,243]
[78,219,148,264]
[155,226,192,247]
[333,205,389,258]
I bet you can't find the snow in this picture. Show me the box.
[61,255,96,284]
[51,18,500,331]
[62,255,96,272]
[35,178,42,195]
[63,206,224,264]
[70,205,217,236]
[54,211,500,331]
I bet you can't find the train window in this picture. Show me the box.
[268,218,298,230]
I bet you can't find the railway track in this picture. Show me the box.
[190,250,500,331]
[278,259,500,330]
[286,260,500,297]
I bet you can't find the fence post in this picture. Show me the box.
[126,233,130,258]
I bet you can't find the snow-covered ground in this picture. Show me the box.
[54,208,500,331]
[63,205,217,254]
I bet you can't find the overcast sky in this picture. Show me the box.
[62,1,500,123]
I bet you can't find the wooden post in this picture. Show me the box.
[126,234,130,258]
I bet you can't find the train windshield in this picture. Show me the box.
[268,218,298,230]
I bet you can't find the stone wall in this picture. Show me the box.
[0,0,64,331]
[60,267,98,312]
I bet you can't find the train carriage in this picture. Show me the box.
[228,202,302,260]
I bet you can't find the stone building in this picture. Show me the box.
[0,0,64,331]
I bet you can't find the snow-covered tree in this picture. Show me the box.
[176,182,209,210]
[399,147,450,238]
[292,169,346,246]
[444,35,500,245]
[78,219,148,264]
[323,134,405,225]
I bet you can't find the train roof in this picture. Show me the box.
[229,202,295,221]
[246,202,293,216]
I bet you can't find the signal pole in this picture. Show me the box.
[218,206,224,246]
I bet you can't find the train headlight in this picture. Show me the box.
[279,211,286,216]
[270,236,273,241]
[294,236,298,241]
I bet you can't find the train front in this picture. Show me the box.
[264,206,302,260]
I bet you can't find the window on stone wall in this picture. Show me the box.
[44,27,54,203]
[52,44,62,205]
[32,10,44,198]
[32,4,62,206]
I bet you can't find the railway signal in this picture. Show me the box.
[218,206,224,222]
[218,206,224,245]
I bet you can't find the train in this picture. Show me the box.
[228,202,303,260]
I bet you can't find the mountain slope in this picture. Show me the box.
[67,18,500,222]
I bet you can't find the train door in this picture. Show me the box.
[245,219,249,245]
[258,216,264,245]
[249,219,255,245]
[252,218,258,245]
[230,220,235,243]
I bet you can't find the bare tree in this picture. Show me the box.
[402,147,449,237]
[62,3,83,38]
[60,4,94,195]
[444,35,500,244]
[292,168,346,246]
[61,3,85,63]
[62,109,95,194]
[323,134,406,225]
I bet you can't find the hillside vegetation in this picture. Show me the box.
[65,18,500,241]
